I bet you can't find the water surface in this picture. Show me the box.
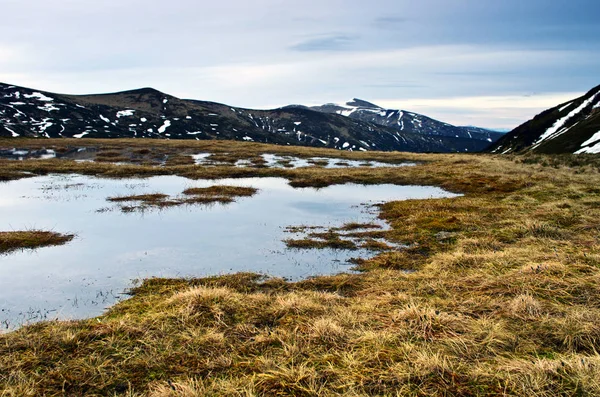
[0,175,458,329]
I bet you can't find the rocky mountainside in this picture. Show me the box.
[304,99,504,144]
[489,84,600,154]
[1,83,499,153]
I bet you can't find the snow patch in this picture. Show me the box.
[532,93,599,149]
[38,103,60,112]
[579,131,600,148]
[575,139,600,154]
[100,115,111,124]
[116,110,135,118]
[242,136,253,141]
[23,92,53,101]
[157,120,171,134]
[559,102,573,112]
[140,118,147,122]
[5,126,19,137]
[73,132,89,139]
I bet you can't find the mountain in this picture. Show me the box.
[1,82,498,153]
[304,99,504,146]
[488,84,600,154]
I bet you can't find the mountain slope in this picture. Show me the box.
[0,82,495,153]
[305,99,504,145]
[489,84,600,154]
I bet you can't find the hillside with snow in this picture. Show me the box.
[489,84,600,154]
[304,99,504,147]
[0,83,500,153]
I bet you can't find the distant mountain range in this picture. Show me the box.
[0,82,503,153]
[489,84,600,154]
[298,98,504,143]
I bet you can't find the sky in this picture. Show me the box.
[0,0,599,130]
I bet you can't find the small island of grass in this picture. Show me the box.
[0,231,74,254]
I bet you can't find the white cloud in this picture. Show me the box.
[375,93,583,129]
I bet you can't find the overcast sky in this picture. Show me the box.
[1,0,598,129]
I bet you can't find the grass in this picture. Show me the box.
[182,186,257,197]
[107,186,259,212]
[0,231,74,254]
[2,139,600,395]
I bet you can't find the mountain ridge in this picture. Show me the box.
[307,98,505,144]
[488,84,600,154]
[1,82,502,153]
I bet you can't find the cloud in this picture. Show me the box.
[375,93,583,129]
[373,16,410,29]
[289,35,357,52]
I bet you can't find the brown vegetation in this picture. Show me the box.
[0,231,74,254]
[1,139,600,395]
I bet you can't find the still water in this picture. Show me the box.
[0,174,458,329]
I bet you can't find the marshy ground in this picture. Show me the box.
[1,138,600,396]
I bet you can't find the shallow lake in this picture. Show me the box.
[0,175,458,329]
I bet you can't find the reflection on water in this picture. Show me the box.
[0,175,458,329]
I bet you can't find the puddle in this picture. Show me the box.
[259,154,415,169]
[0,148,414,169]
[0,175,458,329]
[0,147,97,161]
[191,153,414,168]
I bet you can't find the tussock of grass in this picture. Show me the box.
[108,193,170,203]
[107,186,258,212]
[2,140,600,395]
[0,231,74,254]
[182,185,257,197]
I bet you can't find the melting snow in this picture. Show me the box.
[5,126,19,137]
[163,98,168,104]
[559,102,573,112]
[242,136,253,141]
[342,142,350,149]
[532,93,599,149]
[73,132,89,139]
[294,121,302,126]
[38,103,60,112]
[186,116,192,119]
[578,131,600,148]
[140,118,147,122]
[116,110,135,118]
[157,120,171,133]
[100,115,111,124]
[575,137,600,154]
[23,92,53,102]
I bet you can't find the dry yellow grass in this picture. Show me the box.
[0,230,74,254]
[1,139,600,396]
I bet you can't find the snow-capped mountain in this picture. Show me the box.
[305,99,504,145]
[0,82,498,153]
[489,84,600,154]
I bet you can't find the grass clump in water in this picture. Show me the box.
[0,231,74,254]
[107,186,258,212]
